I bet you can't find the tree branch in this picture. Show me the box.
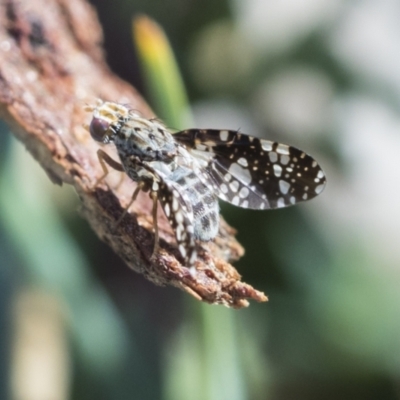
[0,0,267,308]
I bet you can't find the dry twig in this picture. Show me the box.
[0,0,267,307]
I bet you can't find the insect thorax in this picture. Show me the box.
[114,119,176,162]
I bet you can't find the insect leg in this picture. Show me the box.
[95,149,124,186]
[150,191,159,258]
[113,181,145,230]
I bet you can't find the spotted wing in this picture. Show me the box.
[173,129,326,210]
[157,179,197,267]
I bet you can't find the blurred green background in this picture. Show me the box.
[2,0,400,399]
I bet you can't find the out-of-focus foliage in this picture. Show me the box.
[1,0,400,399]
[133,16,191,128]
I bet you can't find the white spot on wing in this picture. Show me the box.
[179,244,187,258]
[164,203,170,216]
[280,155,290,165]
[261,140,273,151]
[229,180,240,192]
[218,193,227,201]
[276,144,290,155]
[172,197,179,211]
[273,164,282,177]
[176,226,182,240]
[269,152,278,163]
[232,196,240,205]
[241,200,249,208]
[228,163,252,185]
[220,130,229,141]
[175,211,183,223]
[221,184,228,194]
[277,198,285,208]
[239,187,249,198]
[238,157,248,167]
[279,180,290,194]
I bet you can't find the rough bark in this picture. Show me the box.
[0,0,267,307]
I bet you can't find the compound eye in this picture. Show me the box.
[89,117,110,142]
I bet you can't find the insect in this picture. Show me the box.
[85,100,326,268]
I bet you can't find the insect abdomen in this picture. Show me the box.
[190,189,219,242]
[171,169,219,241]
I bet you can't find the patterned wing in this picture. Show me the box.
[157,179,198,267]
[173,129,326,210]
